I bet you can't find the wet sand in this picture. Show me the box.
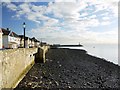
[15,48,120,89]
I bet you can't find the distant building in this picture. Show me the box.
[0,28,41,49]
[19,36,40,48]
[36,40,40,47]
[31,37,40,47]
[19,35,31,48]
[29,38,32,48]
[31,37,35,47]
[1,28,20,49]
[41,42,47,46]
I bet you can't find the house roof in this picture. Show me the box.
[9,32,19,37]
[31,37,40,42]
[1,28,40,42]
[1,28,19,37]
[1,28,10,35]
[19,35,29,40]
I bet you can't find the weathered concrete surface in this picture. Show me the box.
[0,48,37,89]
[35,46,50,63]
[0,45,50,90]
[35,48,44,63]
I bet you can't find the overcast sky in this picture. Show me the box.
[1,0,119,45]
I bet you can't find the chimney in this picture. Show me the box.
[7,28,9,31]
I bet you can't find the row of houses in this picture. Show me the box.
[0,28,40,49]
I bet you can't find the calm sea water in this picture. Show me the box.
[58,44,119,65]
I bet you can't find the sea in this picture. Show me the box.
[58,44,119,66]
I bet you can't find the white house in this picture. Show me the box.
[29,38,33,48]
[19,35,32,48]
[0,29,3,49]
[31,38,35,47]
[31,37,40,47]
[1,28,40,49]
[1,28,21,49]
[36,40,40,47]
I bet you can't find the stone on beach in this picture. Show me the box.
[15,48,120,89]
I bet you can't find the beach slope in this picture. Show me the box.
[15,48,120,89]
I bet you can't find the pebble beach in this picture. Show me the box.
[15,48,120,89]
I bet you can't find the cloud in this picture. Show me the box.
[29,26,118,44]
[6,3,17,11]
[3,0,118,44]
[19,3,31,13]
[3,2,17,11]
[101,21,111,26]
[1,0,55,2]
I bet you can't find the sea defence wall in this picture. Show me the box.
[35,45,50,63]
[0,45,50,90]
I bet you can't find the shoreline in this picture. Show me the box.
[15,48,120,89]
[87,53,119,66]
[57,45,118,66]
[83,44,118,65]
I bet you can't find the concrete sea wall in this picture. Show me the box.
[0,48,37,89]
[0,46,50,90]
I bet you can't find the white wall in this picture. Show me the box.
[8,36,21,48]
[20,38,30,48]
[25,39,30,48]
[3,35,8,48]
[31,40,35,47]
[20,39,24,47]
[16,37,20,47]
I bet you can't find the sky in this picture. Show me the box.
[0,0,119,45]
